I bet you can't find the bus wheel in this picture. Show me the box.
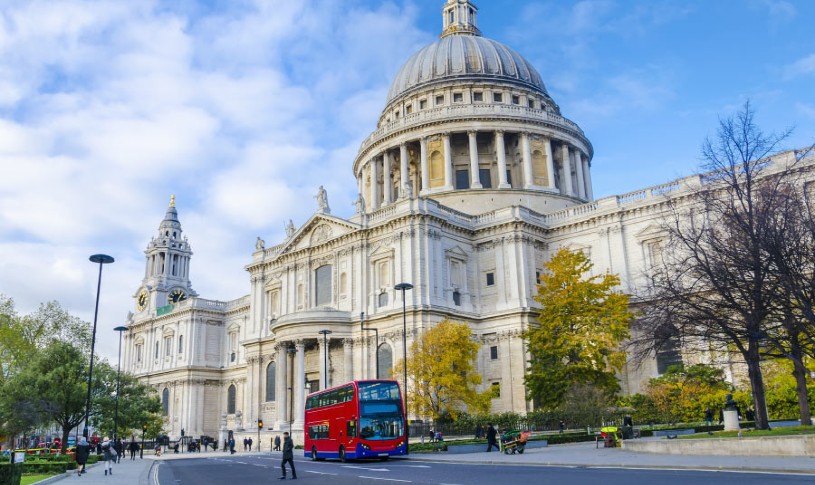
[339,446,346,463]
[311,447,318,461]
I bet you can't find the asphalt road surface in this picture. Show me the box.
[155,453,815,485]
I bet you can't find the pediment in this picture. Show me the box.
[635,224,666,241]
[281,214,360,254]
[445,245,469,260]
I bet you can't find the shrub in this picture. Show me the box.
[0,463,23,485]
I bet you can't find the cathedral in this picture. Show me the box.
[120,0,810,444]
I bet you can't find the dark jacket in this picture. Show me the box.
[486,425,497,443]
[102,442,114,461]
[75,442,91,464]
[282,436,294,460]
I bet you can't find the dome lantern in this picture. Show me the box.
[441,0,481,38]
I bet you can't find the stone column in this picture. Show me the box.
[293,340,305,429]
[371,158,380,210]
[275,344,288,430]
[574,150,586,199]
[420,137,429,193]
[383,151,392,204]
[544,138,556,189]
[468,130,482,188]
[584,159,594,201]
[496,131,510,188]
[443,133,453,189]
[400,143,409,197]
[560,144,573,196]
[319,336,330,391]
[521,132,533,189]
[343,339,354,383]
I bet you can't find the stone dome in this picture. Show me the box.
[386,34,549,104]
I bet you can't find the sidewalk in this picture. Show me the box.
[407,440,815,474]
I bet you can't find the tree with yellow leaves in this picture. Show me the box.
[525,248,634,409]
[396,319,493,420]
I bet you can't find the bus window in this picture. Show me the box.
[347,420,357,438]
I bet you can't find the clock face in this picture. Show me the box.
[168,289,187,304]
[136,290,148,311]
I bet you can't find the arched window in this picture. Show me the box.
[227,384,236,414]
[266,362,276,402]
[314,265,332,306]
[377,343,393,380]
[162,388,169,416]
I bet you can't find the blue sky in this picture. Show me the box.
[0,0,813,361]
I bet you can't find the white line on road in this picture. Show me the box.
[358,476,411,482]
[343,466,389,472]
[305,470,338,476]
[403,465,431,468]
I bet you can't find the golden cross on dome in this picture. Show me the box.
[170,195,175,207]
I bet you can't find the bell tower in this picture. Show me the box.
[441,0,480,38]
[134,195,197,313]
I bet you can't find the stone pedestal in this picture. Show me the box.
[723,409,740,431]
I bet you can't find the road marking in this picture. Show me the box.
[343,465,389,472]
[305,470,338,476]
[403,465,431,468]
[358,476,411,482]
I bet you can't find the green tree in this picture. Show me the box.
[525,248,634,409]
[2,340,88,452]
[91,361,162,440]
[643,364,731,424]
[397,320,493,420]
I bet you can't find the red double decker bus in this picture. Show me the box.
[304,379,406,461]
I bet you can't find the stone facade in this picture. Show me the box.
[120,0,815,445]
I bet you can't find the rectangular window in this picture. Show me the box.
[535,271,542,285]
[490,346,498,359]
[493,92,502,103]
[506,170,512,187]
[491,382,501,398]
[528,99,535,108]
[178,335,183,354]
[453,290,461,306]
[435,95,444,106]
[512,95,520,105]
[479,168,492,188]
[136,344,143,363]
[406,105,412,114]
[165,336,172,357]
[455,169,470,189]
[453,92,463,102]
[419,99,427,109]
[315,265,332,306]
[486,272,495,286]
[473,91,483,102]
[347,420,357,438]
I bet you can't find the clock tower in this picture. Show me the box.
[135,195,197,312]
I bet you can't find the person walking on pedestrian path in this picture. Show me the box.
[75,437,91,475]
[278,432,296,480]
[102,437,116,476]
[486,423,499,452]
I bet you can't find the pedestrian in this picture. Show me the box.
[243,437,248,451]
[428,429,435,443]
[128,439,139,460]
[486,423,499,452]
[113,438,123,463]
[274,435,281,451]
[229,437,236,454]
[101,437,115,476]
[75,437,91,475]
[278,431,296,480]
[475,423,482,439]
[248,437,253,451]
[559,420,565,433]
[704,408,713,426]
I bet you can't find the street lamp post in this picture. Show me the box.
[113,326,128,442]
[318,330,332,390]
[140,424,147,459]
[360,312,380,379]
[84,254,114,439]
[394,282,413,454]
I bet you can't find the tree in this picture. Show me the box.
[524,248,634,409]
[91,361,162,440]
[644,364,732,424]
[397,320,492,420]
[2,340,89,452]
[635,102,792,430]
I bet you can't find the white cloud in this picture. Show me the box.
[784,53,815,79]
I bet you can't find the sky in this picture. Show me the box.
[1,0,813,362]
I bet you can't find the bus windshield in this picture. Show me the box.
[357,382,404,441]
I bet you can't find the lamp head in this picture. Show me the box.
[89,254,115,264]
[394,282,413,291]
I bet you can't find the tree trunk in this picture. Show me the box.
[61,426,72,453]
[791,354,813,426]
[746,344,770,430]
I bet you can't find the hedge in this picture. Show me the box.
[0,463,22,485]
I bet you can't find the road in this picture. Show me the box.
[155,453,815,484]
